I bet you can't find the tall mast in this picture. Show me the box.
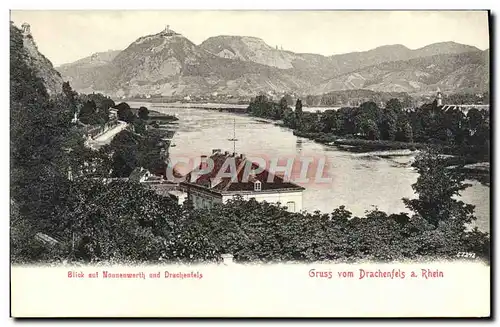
[228,118,238,155]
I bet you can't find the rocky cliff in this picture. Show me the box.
[16,23,64,96]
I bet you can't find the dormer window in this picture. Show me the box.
[253,180,262,191]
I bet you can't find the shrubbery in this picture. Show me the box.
[11,149,490,265]
[248,95,490,161]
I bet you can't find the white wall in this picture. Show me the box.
[168,192,188,206]
[191,192,222,210]
[190,190,303,212]
[222,191,303,212]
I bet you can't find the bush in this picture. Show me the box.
[114,102,135,123]
[138,106,149,120]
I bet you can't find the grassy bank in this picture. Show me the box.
[146,110,179,129]
[292,130,427,151]
[332,138,428,151]
[148,110,179,122]
[292,130,490,185]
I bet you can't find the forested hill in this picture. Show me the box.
[11,21,75,247]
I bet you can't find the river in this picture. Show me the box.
[131,102,490,233]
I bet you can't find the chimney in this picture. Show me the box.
[189,173,198,183]
[200,155,208,170]
[221,253,234,265]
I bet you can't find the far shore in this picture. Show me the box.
[125,100,341,112]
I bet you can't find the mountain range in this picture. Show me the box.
[52,28,489,98]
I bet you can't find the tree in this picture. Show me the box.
[361,119,380,140]
[359,101,380,117]
[283,94,294,107]
[107,130,140,177]
[295,99,303,116]
[136,130,169,174]
[247,95,270,117]
[134,118,147,135]
[379,113,398,141]
[295,99,303,127]
[385,98,403,112]
[105,128,168,178]
[403,122,413,143]
[138,106,150,120]
[282,107,296,129]
[78,100,98,125]
[278,97,289,118]
[62,81,78,113]
[114,102,135,123]
[403,148,475,228]
[336,107,358,136]
[318,110,338,133]
[114,102,131,111]
[61,180,183,262]
[74,94,116,126]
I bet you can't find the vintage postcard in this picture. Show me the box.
[9,10,491,318]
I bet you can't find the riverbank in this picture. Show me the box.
[147,110,179,127]
[130,107,179,123]
[292,130,428,151]
[455,162,490,186]
[292,130,490,185]
[149,102,248,112]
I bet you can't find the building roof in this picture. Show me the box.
[441,104,489,114]
[442,104,489,110]
[181,151,305,194]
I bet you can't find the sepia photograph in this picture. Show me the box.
[8,9,491,318]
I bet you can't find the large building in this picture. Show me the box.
[435,90,489,114]
[180,150,305,212]
[440,103,489,114]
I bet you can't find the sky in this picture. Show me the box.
[10,10,490,67]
